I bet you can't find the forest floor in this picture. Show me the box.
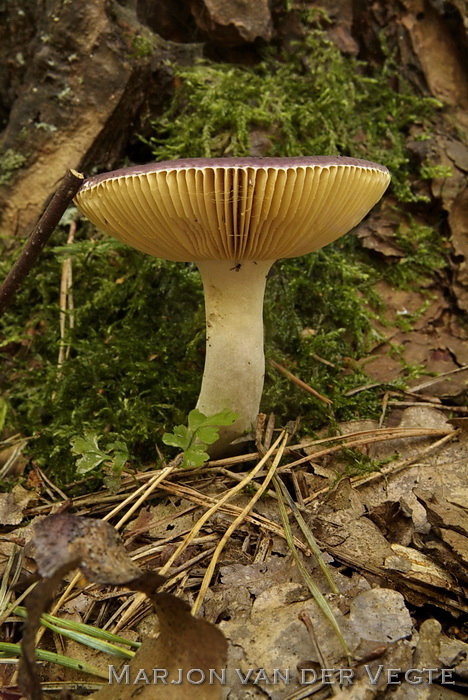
[1,388,467,699]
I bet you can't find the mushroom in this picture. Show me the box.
[74,156,390,452]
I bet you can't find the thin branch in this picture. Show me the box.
[0,168,84,316]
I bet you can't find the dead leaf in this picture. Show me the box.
[92,580,227,700]
[400,0,468,112]
[19,514,227,700]
[357,212,406,258]
[349,588,413,643]
[450,185,468,312]
[414,490,468,538]
[448,418,468,433]
[438,529,468,567]
[0,485,36,525]
[33,513,141,582]
[191,0,273,44]
[386,544,455,589]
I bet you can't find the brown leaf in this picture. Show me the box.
[20,515,227,700]
[190,0,273,45]
[91,575,228,699]
[449,185,468,312]
[448,417,468,433]
[0,485,36,525]
[34,513,141,582]
[400,1,468,111]
[356,212,405,258]
[414,489,468,538]
[438,529,468,567]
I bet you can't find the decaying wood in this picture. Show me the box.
[0,0,194,240]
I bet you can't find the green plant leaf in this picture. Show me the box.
[201,409,239,427]
[163,408,239,468]
[162,423,191,449]
[71,431,130,478]
[182,446,210,468]
[70,432,103,457]
[196,425,221,444]
[75,453,105,474]
[71,432,108,474]
[187,408,209,432]
[161,432,182,448]
[107,440,129,470]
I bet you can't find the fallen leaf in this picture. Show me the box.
[386,544,455,589]
[191,0,273,44]
[0,485,36,525]
[349,588,413,643]
[414,490,468,538]
[19,514,227,700]
[92,580,227,700]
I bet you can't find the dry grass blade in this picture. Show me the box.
[350,428,461,488]
[104,465,174,523]
[304,429,461,504]
[113,465,174,530]
[0,437,29,480]
[272,475,351,662]
[205,425,453,469]
[0,544,21,615]
[389,400,468,413]
[274,477,338,594]
[409,364,468,392]
[110,434,289,632]
[0,581,38,628]
[159,431,286,576]
[57,220,76,369]
[191,431,289,615]
[155,480,309,552]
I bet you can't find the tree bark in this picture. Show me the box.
[0,0,195,241]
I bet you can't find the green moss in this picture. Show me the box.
[146,21,440,201]
[334,447,398,481]
[0,229,205,481]
[0,149,27,186]
[128,34,154,58]
[380,216,447,287]
[262,239,387,429]
[420,162,453,180]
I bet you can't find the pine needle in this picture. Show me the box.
[0,642,108,679]
[272,475,351,662]
[191,431,289,615]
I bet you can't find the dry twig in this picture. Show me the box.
[0,169,83,316]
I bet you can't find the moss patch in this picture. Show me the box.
[146,17,440,202]
[1,231,205,482]
[0,149,27,187]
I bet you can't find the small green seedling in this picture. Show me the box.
[70,431,129,490]
[162,408,239,468]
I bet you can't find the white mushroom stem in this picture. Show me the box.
[195,259,275,451]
